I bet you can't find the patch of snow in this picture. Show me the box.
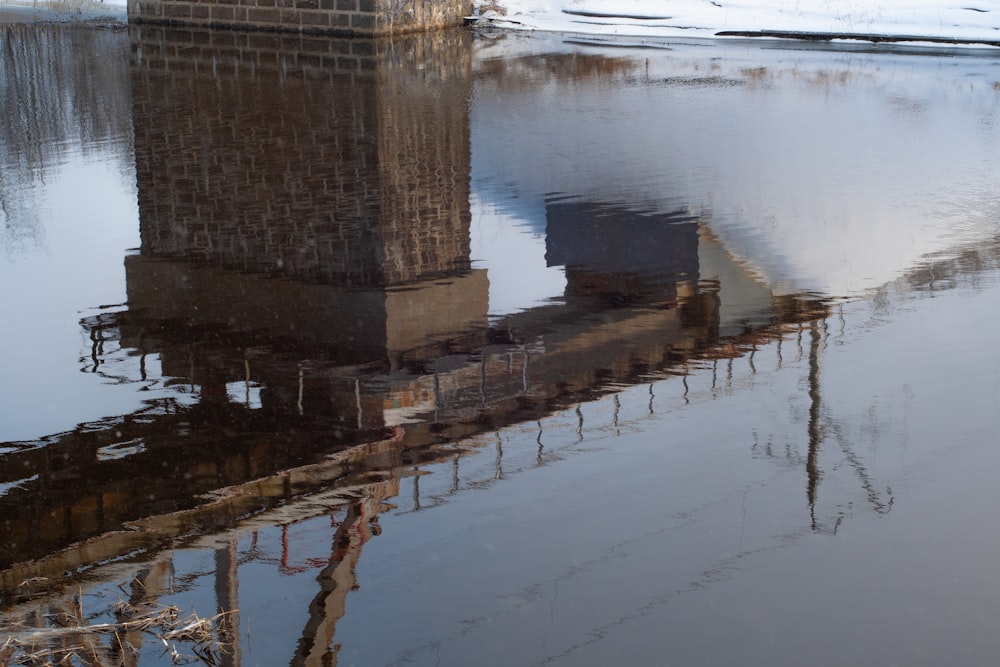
[471,0,1000,47]
[0,0,127,19]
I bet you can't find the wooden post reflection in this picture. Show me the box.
[214,537,241,667]
[806,319,822,531]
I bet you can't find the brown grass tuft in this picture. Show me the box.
[0,599,237,667]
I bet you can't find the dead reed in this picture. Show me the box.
[0,596,237,667]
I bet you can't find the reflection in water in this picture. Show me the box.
[806,320,823,530]
[2,25,1000,667]
[131,27,472,287]
[471,36,1000,298]
[0,23,132,253]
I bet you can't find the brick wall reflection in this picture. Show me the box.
[130,25,472,286]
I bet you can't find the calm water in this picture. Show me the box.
[3,21,1000,666]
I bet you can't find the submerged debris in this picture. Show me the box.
[0,599,237,667]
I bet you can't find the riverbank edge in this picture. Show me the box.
[0,1,126,25]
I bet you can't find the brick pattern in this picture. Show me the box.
[375,33,472,285]
[127,0,470,35]
[131,26,473,286]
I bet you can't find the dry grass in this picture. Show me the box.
[0,598,237,667]
[477,0,506,15]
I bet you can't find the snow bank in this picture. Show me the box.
[0,0,127,20]
[0,0,128,21]
[472,0,1000,47]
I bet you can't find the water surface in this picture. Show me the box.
[2,22,1000,667]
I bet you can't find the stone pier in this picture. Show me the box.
[128,0,471,36]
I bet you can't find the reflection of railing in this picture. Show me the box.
[12,200,923,615]
[1,310,902,665]
[0,287,809,593]
[2,302,923,667]
[411,323,894,535]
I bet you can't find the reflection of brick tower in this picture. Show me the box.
[127,27,486,368]
[545,201,701,306]
[130,26,473,288]
[374,37,473,285]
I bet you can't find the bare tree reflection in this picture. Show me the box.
[0,24,132,254]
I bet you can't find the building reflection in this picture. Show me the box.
[0,30,901,665]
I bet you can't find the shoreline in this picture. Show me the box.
[469,0,1000,49]
[0,1,126,24]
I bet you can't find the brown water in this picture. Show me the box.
[2,21,1000,666]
